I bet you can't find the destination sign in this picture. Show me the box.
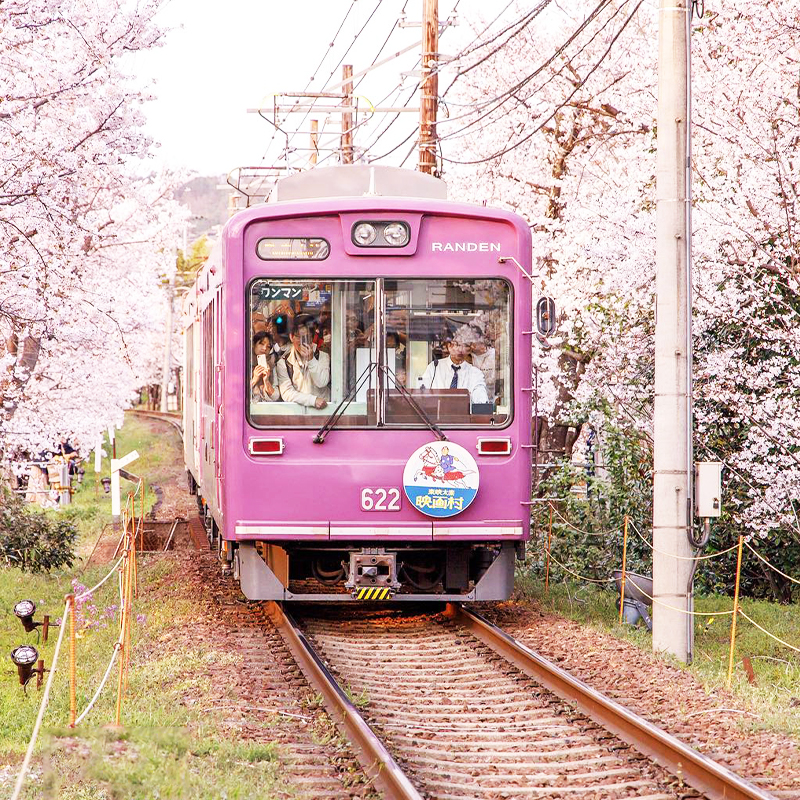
[259,285,303,301]
[256,237,329,261]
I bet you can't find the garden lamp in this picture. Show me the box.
[10,645,44,689]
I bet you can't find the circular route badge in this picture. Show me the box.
[403,441,480,518]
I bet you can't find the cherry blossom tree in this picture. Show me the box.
[444,0,800,594]
[0,0,187,463]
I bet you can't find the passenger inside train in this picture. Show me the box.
[248,278,511,426]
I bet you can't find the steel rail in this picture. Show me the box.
[130,409,183,435]
[265,601,423,800]
[447,603,777,800]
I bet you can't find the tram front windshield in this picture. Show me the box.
[247,278,511,428]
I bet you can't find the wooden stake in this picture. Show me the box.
[68,594,76,727]
[726,535,744,688]
[619,515,630,623]
[544,504,553,595]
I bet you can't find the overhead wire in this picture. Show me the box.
[247,0,362,197]
[440,0,645,165]
[436,0,620,145]
[440,0,555,99]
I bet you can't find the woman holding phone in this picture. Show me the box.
[251,331,281,402]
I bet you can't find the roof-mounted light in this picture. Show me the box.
[351,221,410,248]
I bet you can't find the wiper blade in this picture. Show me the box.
[313,361,377,444]
[380,365,447,442]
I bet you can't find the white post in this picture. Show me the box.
[653,0,693,662]
[160,277,175,413]
[94,436,103,473]
[110,450,139,522]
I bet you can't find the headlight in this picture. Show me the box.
[353,223,377,246]
[383,222,409,246]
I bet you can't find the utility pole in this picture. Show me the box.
[310,119,319,166]
[419,0,439,175]
[160,226,184,413]
[652,0,693,662]
[341,65,354,164]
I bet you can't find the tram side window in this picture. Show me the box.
[247,279,376,427]
[202,306,214,406]
[384,278,512,426]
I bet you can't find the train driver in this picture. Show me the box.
[275,314,330,409]
[420,327,489,404]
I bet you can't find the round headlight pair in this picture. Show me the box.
[352,221,410,248]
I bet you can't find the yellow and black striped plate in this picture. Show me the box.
[354,586,394,601]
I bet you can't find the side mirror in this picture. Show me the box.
[536,297,557,336]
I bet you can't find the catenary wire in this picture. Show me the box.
[440,0,644,165]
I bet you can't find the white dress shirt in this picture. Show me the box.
[421,356,488,404]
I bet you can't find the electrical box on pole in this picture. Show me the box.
[695,462,722,518]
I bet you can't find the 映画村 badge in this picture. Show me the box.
[402,441,480,518]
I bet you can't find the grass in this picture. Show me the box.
[1,412,294,799]
[515,568,800,737]
[55,412,179,558]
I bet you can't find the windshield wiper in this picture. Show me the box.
[380,365,447,442]
[313,361,377,444]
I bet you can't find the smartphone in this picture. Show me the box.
[299,330,310,349]
[256,354,268,368]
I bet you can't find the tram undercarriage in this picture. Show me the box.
[232,540,519,602]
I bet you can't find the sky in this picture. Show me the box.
[128,0,496,179]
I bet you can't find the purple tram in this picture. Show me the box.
[182,165,532,601]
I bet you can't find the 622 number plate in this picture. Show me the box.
[360,487,401,511]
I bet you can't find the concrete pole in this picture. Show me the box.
[341,66,354,164]
[652,0,694,662]
[419,0,439,175]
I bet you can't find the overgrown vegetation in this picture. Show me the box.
[532,417,799,603]
[0,487,77,572]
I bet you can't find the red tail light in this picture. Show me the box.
[477,438,512,455]
[249,438,284,455]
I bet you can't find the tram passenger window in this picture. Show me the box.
[384,279,512,426]
[248,279,376,427]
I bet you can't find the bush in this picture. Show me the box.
[0,486,77,572]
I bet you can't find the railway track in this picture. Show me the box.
[269,601,777,800]
[130,407,183,434]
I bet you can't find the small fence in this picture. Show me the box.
[10,482,145,800]
[539,504,799,688]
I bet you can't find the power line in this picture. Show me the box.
[441,0,645,165]
[437,0,616,142]
[440,0,555,99]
